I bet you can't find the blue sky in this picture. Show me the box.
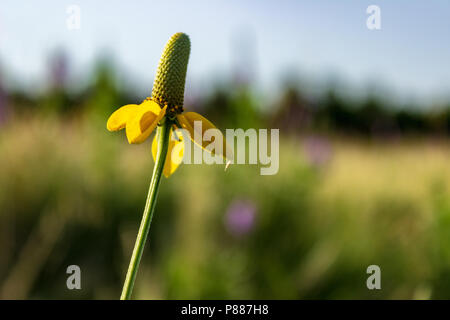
[0,0,449,105]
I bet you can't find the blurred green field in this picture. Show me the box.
[0,114,449,299]
[1,0,450,301]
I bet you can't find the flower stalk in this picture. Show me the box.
[107,32,231,299]
[119,33,191,299]
[120,120,171,300]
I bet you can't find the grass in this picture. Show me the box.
[0,115,449,299]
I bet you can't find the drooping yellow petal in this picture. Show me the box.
[106,104,140,131]
[177,112,233,161]
[152,128,185,178]
[126,100,167,144]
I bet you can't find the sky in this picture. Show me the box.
[0,0,449,106]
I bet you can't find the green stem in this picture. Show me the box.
[120,120,171,300]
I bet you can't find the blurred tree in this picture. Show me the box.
[272,85,312,134]
[202,83,262,129]
[84,57,121,117]
[40,49,71,114]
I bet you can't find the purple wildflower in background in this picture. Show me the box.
[224,199,257,237]
[49,50,69,89]
[303,135,332,167]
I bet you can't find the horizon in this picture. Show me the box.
[0,1,449,107]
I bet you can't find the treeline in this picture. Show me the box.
[2,58,449,137]
[271,87,450,136]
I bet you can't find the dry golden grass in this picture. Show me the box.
[316,138,450,213]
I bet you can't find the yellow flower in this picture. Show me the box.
[106,33,231,178]
[106,98,167,144]
[107,97,230,177]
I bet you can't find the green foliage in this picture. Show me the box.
[0,57,449,299]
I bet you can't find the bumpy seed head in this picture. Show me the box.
[151,32,190,112]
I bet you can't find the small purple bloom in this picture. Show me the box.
[303,135,332,167]
[224,199,257,237]
[49,50,68,89]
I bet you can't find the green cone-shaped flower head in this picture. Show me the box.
[152,32,191,110]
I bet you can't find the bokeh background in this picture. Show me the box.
[0,1,449,299]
